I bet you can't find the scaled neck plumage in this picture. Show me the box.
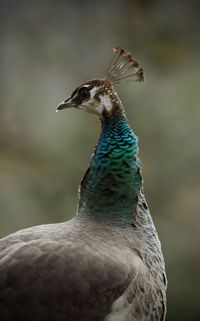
[77,101,143,223]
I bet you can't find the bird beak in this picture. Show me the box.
[56,97,75,112]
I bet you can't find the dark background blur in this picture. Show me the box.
[1,0,200,320]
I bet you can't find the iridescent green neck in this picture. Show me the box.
[78,109,142,222]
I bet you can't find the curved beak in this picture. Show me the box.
[56,97,76,112]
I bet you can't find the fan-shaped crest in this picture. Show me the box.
[105,47,144,84]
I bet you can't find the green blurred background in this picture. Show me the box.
[1,0,200,320]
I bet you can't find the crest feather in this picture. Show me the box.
[105,47,144,84]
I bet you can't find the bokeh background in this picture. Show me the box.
[1,0,200,320]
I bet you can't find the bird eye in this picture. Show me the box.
[78,87,90,101]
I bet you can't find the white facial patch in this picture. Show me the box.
[79,86,113,116]
[99,94,112,112]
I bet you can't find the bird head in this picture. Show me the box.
[56,79,121,118]
[56,47,144,118]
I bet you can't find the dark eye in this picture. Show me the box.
[78,87,90,101]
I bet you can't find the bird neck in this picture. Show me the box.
[77,108,142,223]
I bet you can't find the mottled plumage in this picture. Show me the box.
[0,48,167,321]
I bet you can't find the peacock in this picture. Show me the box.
[0,47,167,321]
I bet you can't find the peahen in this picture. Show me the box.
[0,47,167,321]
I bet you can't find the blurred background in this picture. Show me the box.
[1,0,200,320]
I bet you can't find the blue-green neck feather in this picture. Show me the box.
[78,111,142,222]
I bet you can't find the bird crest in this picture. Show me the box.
[105,47,144,84]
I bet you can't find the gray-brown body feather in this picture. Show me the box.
[0,218,128,321]
[0,198,166,321]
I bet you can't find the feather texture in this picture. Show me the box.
[78,113,142,220]
[105,47,144,84]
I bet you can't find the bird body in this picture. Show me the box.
[0,48,167,321]
[0,217,165,321]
